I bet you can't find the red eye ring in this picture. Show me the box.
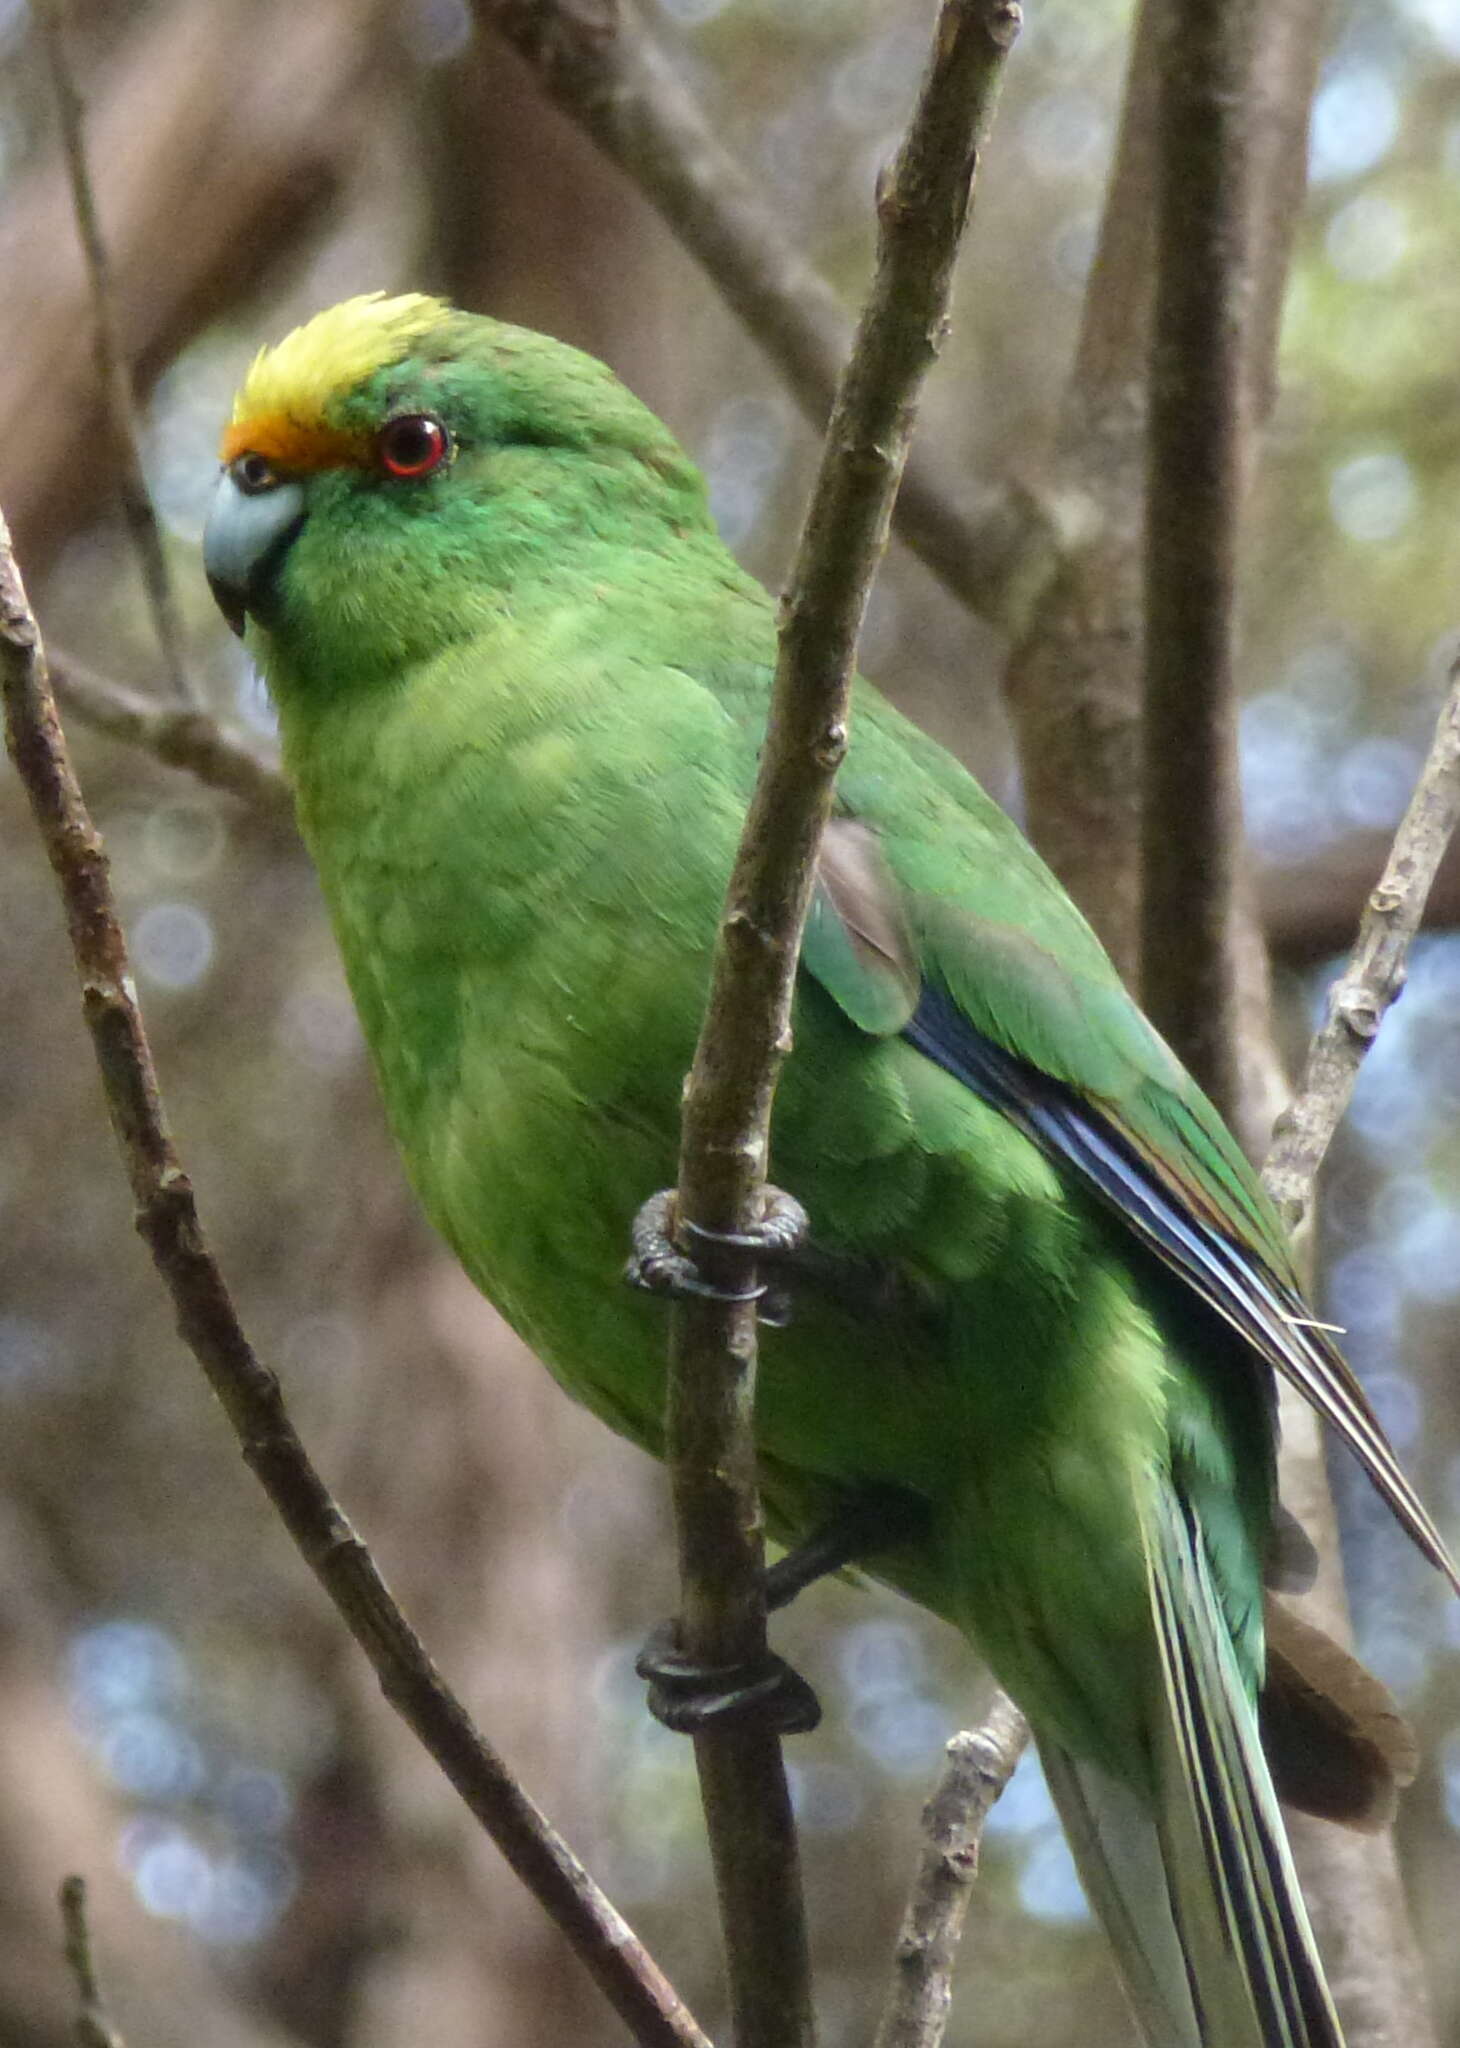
[377,413,451,479]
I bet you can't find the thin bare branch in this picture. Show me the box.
[1265,654,1460,1230]
[58,1878,126,2048]
[872,1694,1028,2048]
[49,648,291,818]
[1139,0,1253,1118]
[0,513,708,2048]
[663,10,1019,2045]
[481,0,1054,637]
[35,0,198,707]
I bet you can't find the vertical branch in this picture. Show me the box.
[1000,0,1163,977]
[35,0,198,706]
[58,1879,126,2048]
[663,9,1020,2044]
[1139,0,1253,1118]
[1135,5,1445,2041]
[1005,0,1329,996]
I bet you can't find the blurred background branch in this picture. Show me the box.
[1140,0,1252,1117]
[48,649,290,817]
[479,0,1058,635]
[35,0,195,708]
[59,1876,128,2048]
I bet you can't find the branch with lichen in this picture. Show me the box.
[0,513,708,2048]
[1254,663,1460,2048]
[481,0,1053,638]
[35,0,198,707]
[872,1693,1028,2048]
[659,8,1019,2047]
[1265,654,1460,1230]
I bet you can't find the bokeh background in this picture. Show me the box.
[3,0,1460,2041]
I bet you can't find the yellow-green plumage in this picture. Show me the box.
[204,295,1452,2048]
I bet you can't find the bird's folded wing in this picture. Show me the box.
[800,818,1460,1591]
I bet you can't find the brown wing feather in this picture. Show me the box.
[1261,1597,1418,1833]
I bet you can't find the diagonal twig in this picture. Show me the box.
[35,0,199,707]
[49,648,291,818]
[872,1693,1028,2048]
[1255,656,1460,2048]
[482,0,1054,637]
[0,514,708,2048]
[661,8,1020,2046]
[1264,653,1460,1228]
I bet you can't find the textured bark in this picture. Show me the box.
[663,13,1019,2041]
[1141,0,1253,1120]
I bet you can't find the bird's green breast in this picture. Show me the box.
[266,588,1268,1783]
[274,604,738,1340]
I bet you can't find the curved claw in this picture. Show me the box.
[635,1619,822,1736]
[624,1186,810,1319]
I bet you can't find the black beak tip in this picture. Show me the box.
[207,574,248,639]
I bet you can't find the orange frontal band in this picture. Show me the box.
[219,413,369,472]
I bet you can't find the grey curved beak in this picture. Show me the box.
[203,470,306,637]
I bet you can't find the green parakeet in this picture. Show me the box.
[204,293,1454,2048]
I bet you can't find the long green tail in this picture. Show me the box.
[1040,1488,1343,2048]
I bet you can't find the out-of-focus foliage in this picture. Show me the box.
[2,0,1459,2043]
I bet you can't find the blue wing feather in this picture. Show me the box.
[902,981,1460,1592]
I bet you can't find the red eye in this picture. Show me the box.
[377,413,451,479]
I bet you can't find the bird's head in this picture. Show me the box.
[204,292,711,682]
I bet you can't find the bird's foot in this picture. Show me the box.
[635,1619,822,1735]
[762,1487,932,1611]
[624,1186,809,1325]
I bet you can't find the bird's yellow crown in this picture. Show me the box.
[222,291,450,469]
